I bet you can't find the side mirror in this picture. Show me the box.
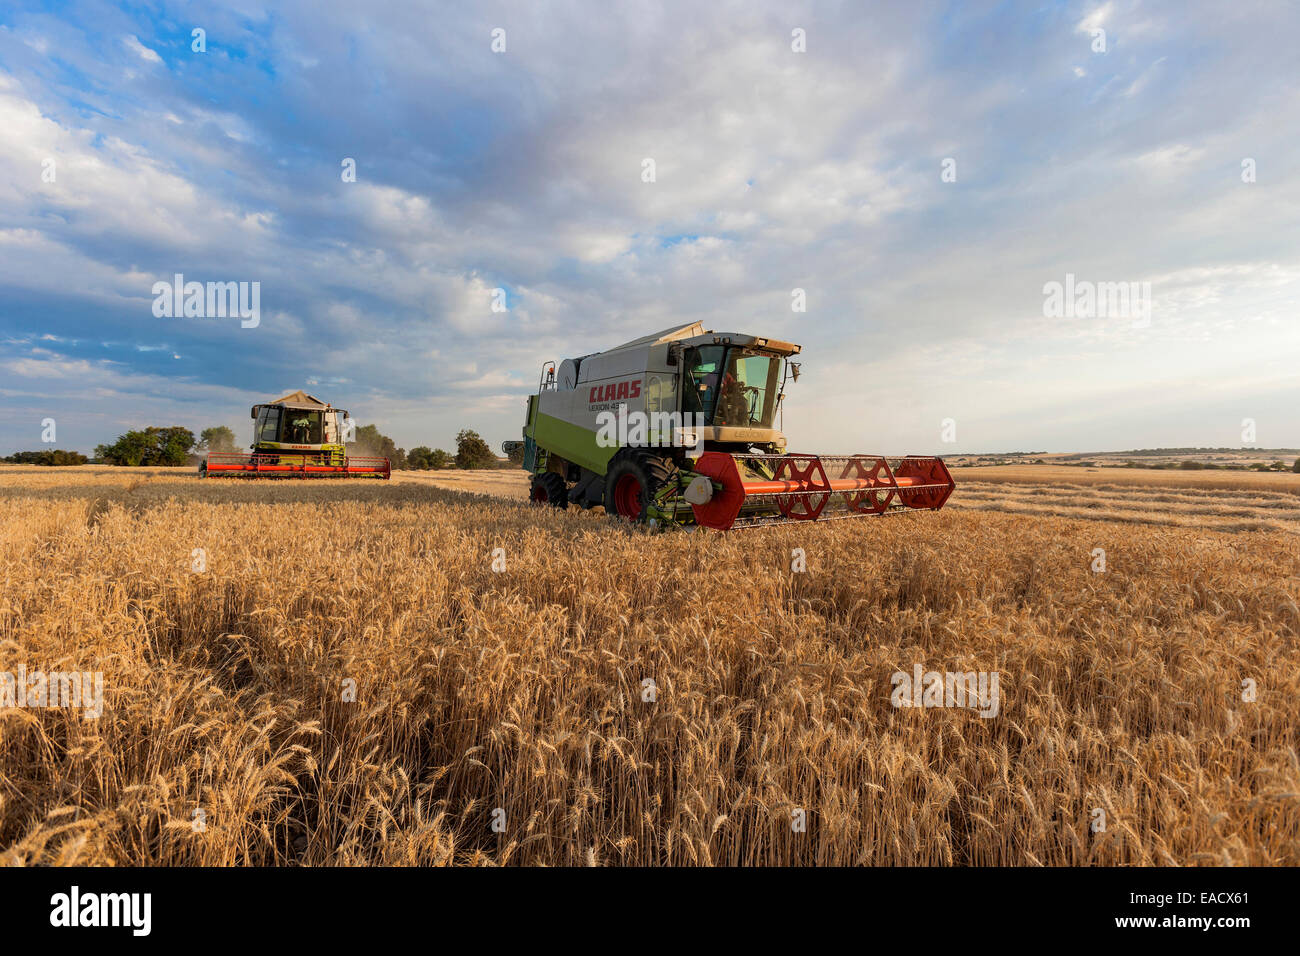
[250,406,259,419]
[790,363,801,382]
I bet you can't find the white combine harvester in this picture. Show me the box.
[507,323,954,529]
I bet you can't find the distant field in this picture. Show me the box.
[0,463,530,499]
[948,465,1300,535]
[403,467,531,499]
[5,462,1297,534]
[948,450,1300,470]
[950,464,1300,491]
[1,464,1297,866]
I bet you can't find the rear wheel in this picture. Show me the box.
[529,472,568,508]
[602,452,673,523]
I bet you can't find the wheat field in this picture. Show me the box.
[1,464,1298,866]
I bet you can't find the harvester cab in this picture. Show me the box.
[511,323,954,529]
[199,390,391,479]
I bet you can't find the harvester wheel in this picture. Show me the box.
[529,472,568,508]
[603,452,672,523]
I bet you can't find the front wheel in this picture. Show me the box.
[529,472,568,508]
[602,453,672,523]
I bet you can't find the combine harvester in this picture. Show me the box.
[199,390,390,479]
[507,323,953,529]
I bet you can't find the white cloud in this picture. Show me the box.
[1133,143,1205,169]
[1075,2,1115,36]
[123,35,162,65]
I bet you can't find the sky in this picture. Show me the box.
[1,0,1297,457]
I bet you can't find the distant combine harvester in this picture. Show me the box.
[198,390,390,479]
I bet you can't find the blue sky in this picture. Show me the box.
[1,0,1297,456]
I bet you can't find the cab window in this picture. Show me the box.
[257,407,281,443]
[682,346,725,422]
[284,411,323,444]
[716,351,782,427]
[683,346,783,427]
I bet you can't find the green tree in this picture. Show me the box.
[407,446,453,470]
[96,431,150,466]
[95,427,195,466]
[455,429,496,469]
[1292,458,1300,473]
[152,427,196,465]
[406,446,435,470]
[3,449,88,465]
[199,425,238,453]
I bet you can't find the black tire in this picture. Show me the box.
[602,452,673,523]
[529,471,568,508]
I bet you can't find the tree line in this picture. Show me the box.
[351,426,514,470]
[4,425,517,470]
